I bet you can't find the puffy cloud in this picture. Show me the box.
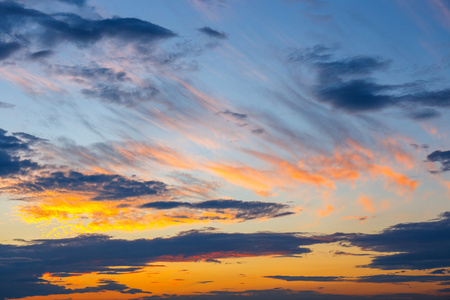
[287,45,450,118]
[427,150,450,173]
[344,211,450,270]
[12,170,167,200]
[0,129,42,177]
[0,2,175,49]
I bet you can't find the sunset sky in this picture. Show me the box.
[0,0,450,299]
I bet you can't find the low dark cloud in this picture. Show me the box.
[427,150,450,173]
[198,26,227,39]
[288,45,450,118]
[343,211,450,270]
[141,199,293,220]
[0,277,150,300]
[12,170,167,200]
[266,274,450,283]
[133,288,450,300]
[265,275,344,282]
[430,269,450,275]
[357,274,450,283]
[0,129,41,177]
[0,231,326,299]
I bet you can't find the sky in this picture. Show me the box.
[0,0,450,299]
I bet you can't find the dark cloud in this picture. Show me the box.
[54,65,129,82]
[12,170,167,200]
[52,64,160,106]
[430,269,450,275]
[81,83,159,106]
[357,274,450,283]
[0,41,21,60]
[133,288,450,300]
[57,0,87,7]
[0,231,326,299]
[0,101,15,108]
[0,2,175,50]
[288,45,450,118]
[198,26,227,39]
[140,199,293,220]
[343,211,450,270]
[266,274,450,283]
[265,275,345,282]
[29,49,53,60]
[427,150,450,173]
[252,128,264,135]
[0,277,150,300]
[317,79,394,112]
[222,110,247,120]
[408,108,441,120]
[78,279,151,294]
[0,129,41,177]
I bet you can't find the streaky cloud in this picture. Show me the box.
[140,199,293,220]
[198,26,227,39]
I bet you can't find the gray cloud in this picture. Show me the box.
[141,199,294,220]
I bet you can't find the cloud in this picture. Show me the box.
[287,45,450,118]
[221,110,247,120]
[0,277,150,300]
[266,274,450,283]
[0,231,327,299]
[198,26,227,39]
[344,211,450,270]
[264,275,345,282]
[29,49,53,60]
[0,101,15,108]
[11,170,167,200]
[357,274,450,283]
[57,0,87,7]
[140,199,294,220]
[0,2,176,49]
[0,41,21,60]
[0,129,41,177]
[427,150,450,173]
[133,288,450,300]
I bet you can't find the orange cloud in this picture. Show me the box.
[15,191,289,236]
[358,196,375,213]
[380,137,415,169]
[318,205,334,217]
